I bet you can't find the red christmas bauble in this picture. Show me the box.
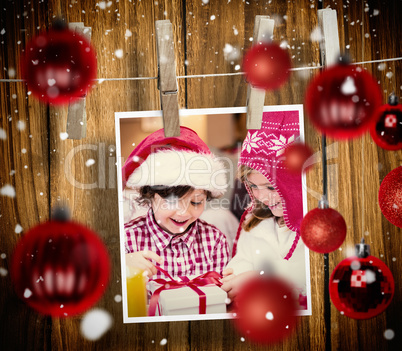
[379,166,402,228]
[301,207,347,253]
[20,27,97,105]
[283,143,314,173]
[243,43,291,90]
[370,102,402,151]
[11,220,110,317]
[233,276,297,344]
[305,64,382,139]
[329,255,394,319]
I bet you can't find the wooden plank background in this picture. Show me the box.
[1,0,400,350]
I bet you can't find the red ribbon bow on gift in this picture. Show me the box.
[148,266,223,316]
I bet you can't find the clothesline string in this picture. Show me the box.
[1,56,401,83]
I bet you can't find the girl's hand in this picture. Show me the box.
[125,250,163,277]
[221,268,236,298]
[221,270,258,300]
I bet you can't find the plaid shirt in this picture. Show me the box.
[125,209,229,280]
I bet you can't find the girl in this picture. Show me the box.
[221,110,308,309]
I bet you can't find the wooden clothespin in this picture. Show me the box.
[246,15,275,130]
[66,22,92,139]
[317,9,340,67]
[317,9,341,206]
[155,20,180,137]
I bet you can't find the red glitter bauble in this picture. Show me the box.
[370,101,402,151]
[11,220,110,317]
[330,255,394,319]
[305,64,382,139]
[283,143,314,173]
[20,27,97,105]
[301,207,347,253]
[379,166,402,228]
[233,276,297,345]
[243,43,291,90]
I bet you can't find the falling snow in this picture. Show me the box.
[8,68,16,78]
[0,185,16,198]
[386,72,393,79]
[114,295,122,303]
[365,270,376,284]
[16,121,26,131]
[377,63,386,71]
[0,128,6,140]
[125,29,132,38]
[60,132,69,140]
[383,329,395,340]
[232,25,238,35]
[15,224,23,234]
[0,268,8,276]
[80,309,113,341]
[160,338,167,346]
[350,260,361,270]
[223,43,239,61]
[115,49,124,58]
[24,288,32,298]
[310,26,323,42]
[341,76,357,95]
[97,1,113,10]
[86,159,96,167]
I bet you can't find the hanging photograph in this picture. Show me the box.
[115,105,311,323]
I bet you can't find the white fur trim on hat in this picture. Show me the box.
[126,149,228,197]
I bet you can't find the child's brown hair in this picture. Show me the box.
[136,185,213,207]
[238,164,285,231]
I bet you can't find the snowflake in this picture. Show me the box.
[242,131,262,153]
[267,134,295,156]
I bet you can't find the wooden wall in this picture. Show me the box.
[1,0,401,350]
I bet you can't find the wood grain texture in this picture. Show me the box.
[1,1,401,350]
[246,16,274,130]
[325,1,402,350]
[0,1,51,351]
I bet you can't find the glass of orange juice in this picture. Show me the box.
[126,266,147,317]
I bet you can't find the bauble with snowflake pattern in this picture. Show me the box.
[329,239,394,319]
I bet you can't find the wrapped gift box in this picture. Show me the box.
[148,279,227,316]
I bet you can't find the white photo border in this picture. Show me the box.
[115,105,312,323]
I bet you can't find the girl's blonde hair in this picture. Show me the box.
[238,164,285,231]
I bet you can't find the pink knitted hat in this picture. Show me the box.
[122,126,228,197]
[233,110,303,259]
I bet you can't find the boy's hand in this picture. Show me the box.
[125,250,163,277]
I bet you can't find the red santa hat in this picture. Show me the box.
[122,127,228,197]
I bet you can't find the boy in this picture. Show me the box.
[122,126,229,280]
